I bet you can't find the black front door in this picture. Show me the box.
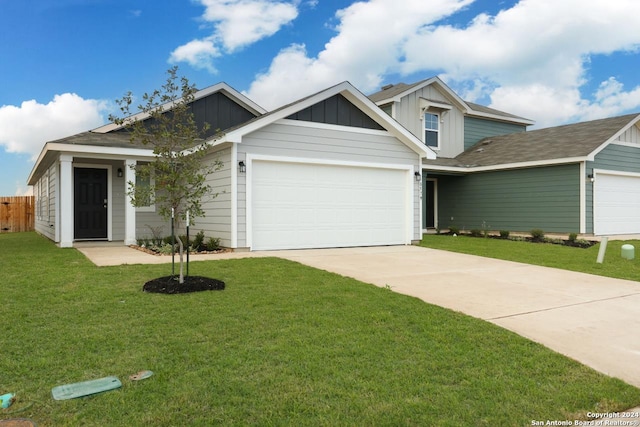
[425,179,435,228]
[74,168,108,239]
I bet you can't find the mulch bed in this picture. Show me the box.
[130,245,232,256]
[143,275,225,294]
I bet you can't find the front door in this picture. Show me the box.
[74,168,108,239]
[425,179,436,229]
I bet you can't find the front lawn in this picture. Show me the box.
[420,234,640,282]
[2,232,639,426]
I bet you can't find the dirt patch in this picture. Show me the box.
[143,275,225,294]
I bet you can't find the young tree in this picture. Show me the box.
[109,67,221,284]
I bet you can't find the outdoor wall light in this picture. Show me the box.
[117,168,123,178]
[238,161,246,173]
[414,171,422,182]
[587,173,594,183]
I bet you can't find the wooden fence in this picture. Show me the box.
[0,196,35,233]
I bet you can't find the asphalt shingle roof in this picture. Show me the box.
[424,113,639,168]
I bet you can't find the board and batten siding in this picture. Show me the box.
[237,121,422,248]
[188,146,233,247]
[434,164,581,233]
[464,117,526,150]
[392,85,465,158]
[586,143,640,233]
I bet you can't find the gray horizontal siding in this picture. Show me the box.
[585,143,640,233]
[464,117,525,150]
[242,122,418,164]
[433,164,580,233]
[239,122,422,246]
[189,147,233,247]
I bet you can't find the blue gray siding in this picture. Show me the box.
[432,164,581,233]
[464,117,525,150]
[586,143,640,233]
[286,94,384,130]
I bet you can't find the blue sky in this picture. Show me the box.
[2,0,640,196]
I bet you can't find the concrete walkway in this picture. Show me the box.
[78,243,640,416]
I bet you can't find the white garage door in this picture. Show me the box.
[594,172,640,235]
[250,160,410,250]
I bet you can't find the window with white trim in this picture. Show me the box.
[424,112,440,149]
[134,165,155,212]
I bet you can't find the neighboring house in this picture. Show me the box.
[369,77,640,235]
[28,81,433,250]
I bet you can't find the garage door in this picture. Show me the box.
[594,172,640,235]
[250,160,410,250]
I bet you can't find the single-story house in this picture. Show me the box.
[28,81,433,250]
[369,77,640,236]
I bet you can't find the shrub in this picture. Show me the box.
[206,237,221,250]
[192,231,205,251]
[530,229,545,242]
[470,229,483,237]
[568,232,578,242]
[448,226,460,235]
[499,230,510,239]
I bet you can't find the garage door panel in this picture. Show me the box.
[594,173,640,235]
[251,160,409,250]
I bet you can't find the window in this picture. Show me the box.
[424,112,439,149]
[134,167,155,212]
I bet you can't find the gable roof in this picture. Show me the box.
[93,82,267,134]
[210,81,435,159]
[368,76,534,126]
[424,113,640,171]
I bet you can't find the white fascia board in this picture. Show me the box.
[93,82,267,134]
[423,156,588,173]
[28,142,155,184]
[339,85,434,159]
[224,81,434,158]
[586,113,640,160]
[465,110,535,126]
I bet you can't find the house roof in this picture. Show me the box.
[92,82,267,134]
[368,77,534,125]
[424,113,640,171]
[210,81,435,159]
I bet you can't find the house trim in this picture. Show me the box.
[587,114,640,159]
[213,81,434,160]
[579,161,586,234]
[423,156,589,174]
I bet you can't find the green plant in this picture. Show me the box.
[568,232,578,242]
[499,230,510,239]
[448,225,460,235]
[192,230,205,251]
[470,229,483,237]
[206,236,221,250]
[481,220,491,238]
[530,228,545,242]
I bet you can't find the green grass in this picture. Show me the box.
[2,232,639,426]
[420,234,640,282]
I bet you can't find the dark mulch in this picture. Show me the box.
[143,275,225,294]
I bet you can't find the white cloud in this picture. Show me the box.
[247,0,473,109]
[0,93,108,160]
[170,0,298,71]
[246,0,640,126]
[170,39,221,72]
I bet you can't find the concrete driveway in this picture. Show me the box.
[269,245,640,390]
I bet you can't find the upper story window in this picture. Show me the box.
[424,112,439,149]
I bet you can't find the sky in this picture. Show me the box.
[1,0,640,196]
